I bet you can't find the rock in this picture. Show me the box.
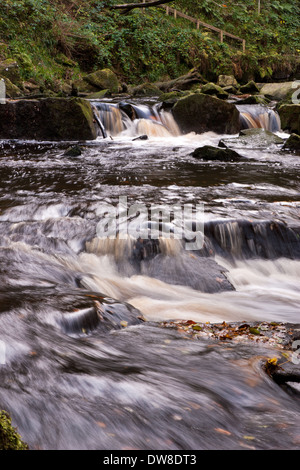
[132,135,149,141]
[219,128,284,150]
[217,75,238,88]
[278,104,300,134]
[236,95,269,105]
[84,68,120,94]
[191,145,245,162]
[86,89,111,99]
[64,145,82,156]
[159,90,192,110]
[240,80,260,94]
[260,82,298,102]
[222,85,239,95]
[0,59,21,85]
[0,76,22,98]
[200,82,229,99]
[131,83,162,97]
[282,133,300,152]
[0,97,98,141]
[172,93,240,135]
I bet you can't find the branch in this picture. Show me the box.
[110,0,174,14]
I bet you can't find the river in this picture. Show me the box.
[0,98,299,450]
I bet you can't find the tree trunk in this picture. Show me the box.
[111,0,175,14]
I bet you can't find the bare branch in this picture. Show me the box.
[110,0,175,15]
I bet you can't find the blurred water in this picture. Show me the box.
[0,101,299,449]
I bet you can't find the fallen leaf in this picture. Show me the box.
[214,428,232,436]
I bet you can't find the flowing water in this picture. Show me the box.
[0,98,299,450]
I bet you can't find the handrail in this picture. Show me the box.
[159,4,246,52]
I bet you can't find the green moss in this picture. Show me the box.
[0,410,28,450]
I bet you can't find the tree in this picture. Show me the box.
[111,0,175,15]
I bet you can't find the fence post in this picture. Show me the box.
[220,30,224,43]
[242,39,246,53]
[174,9,177,19]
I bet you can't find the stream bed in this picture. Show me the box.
[0,101,300,450]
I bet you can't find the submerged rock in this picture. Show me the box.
[172,93,240,135]
[282,133,300,152]
[64,145,82,157]
[219,128,284,150]
[191,145,245,162]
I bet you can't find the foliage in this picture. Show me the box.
[0,0,299,88]
[0,410,28,450]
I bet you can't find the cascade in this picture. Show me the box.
[92,100,181,138]
[236,104,281,132]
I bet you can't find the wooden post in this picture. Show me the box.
[166,6,169,15]
[220,30,224,43]
[174,9,177,19]
[242,39,246,53]
[142,0,145,13]
[197,20,200,30]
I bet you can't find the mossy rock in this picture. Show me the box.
[86,89,111,99]
[172,93,240,135]
[217,75,238,88]
[200,82,229,100]
[0,59,21,85]
[236,95,270,105]
[84,68,120,94]
[0,97,98,141]
[0,76,22,98]
[0,410,28,450]
[260,82,298,103]
[191,145,245,162]
[282,133,300,152]
[240,80,260,94]
[131,83,162,97]
[278,104,300,134]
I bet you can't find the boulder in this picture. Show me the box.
[131,83,162,97]
[240,80,260,94]
[200,82,229,100]
[83,68,120,94]
[191,145,245,162]
[0,97,98,141]
[282,133,300,152]
[278,104,300,134]
[172,93,240,135]
[260,82,298,102]
[217,75,238,88]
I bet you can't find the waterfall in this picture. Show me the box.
[92,100,181,138]
[236,104,281,132]
[92,99,282,139]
